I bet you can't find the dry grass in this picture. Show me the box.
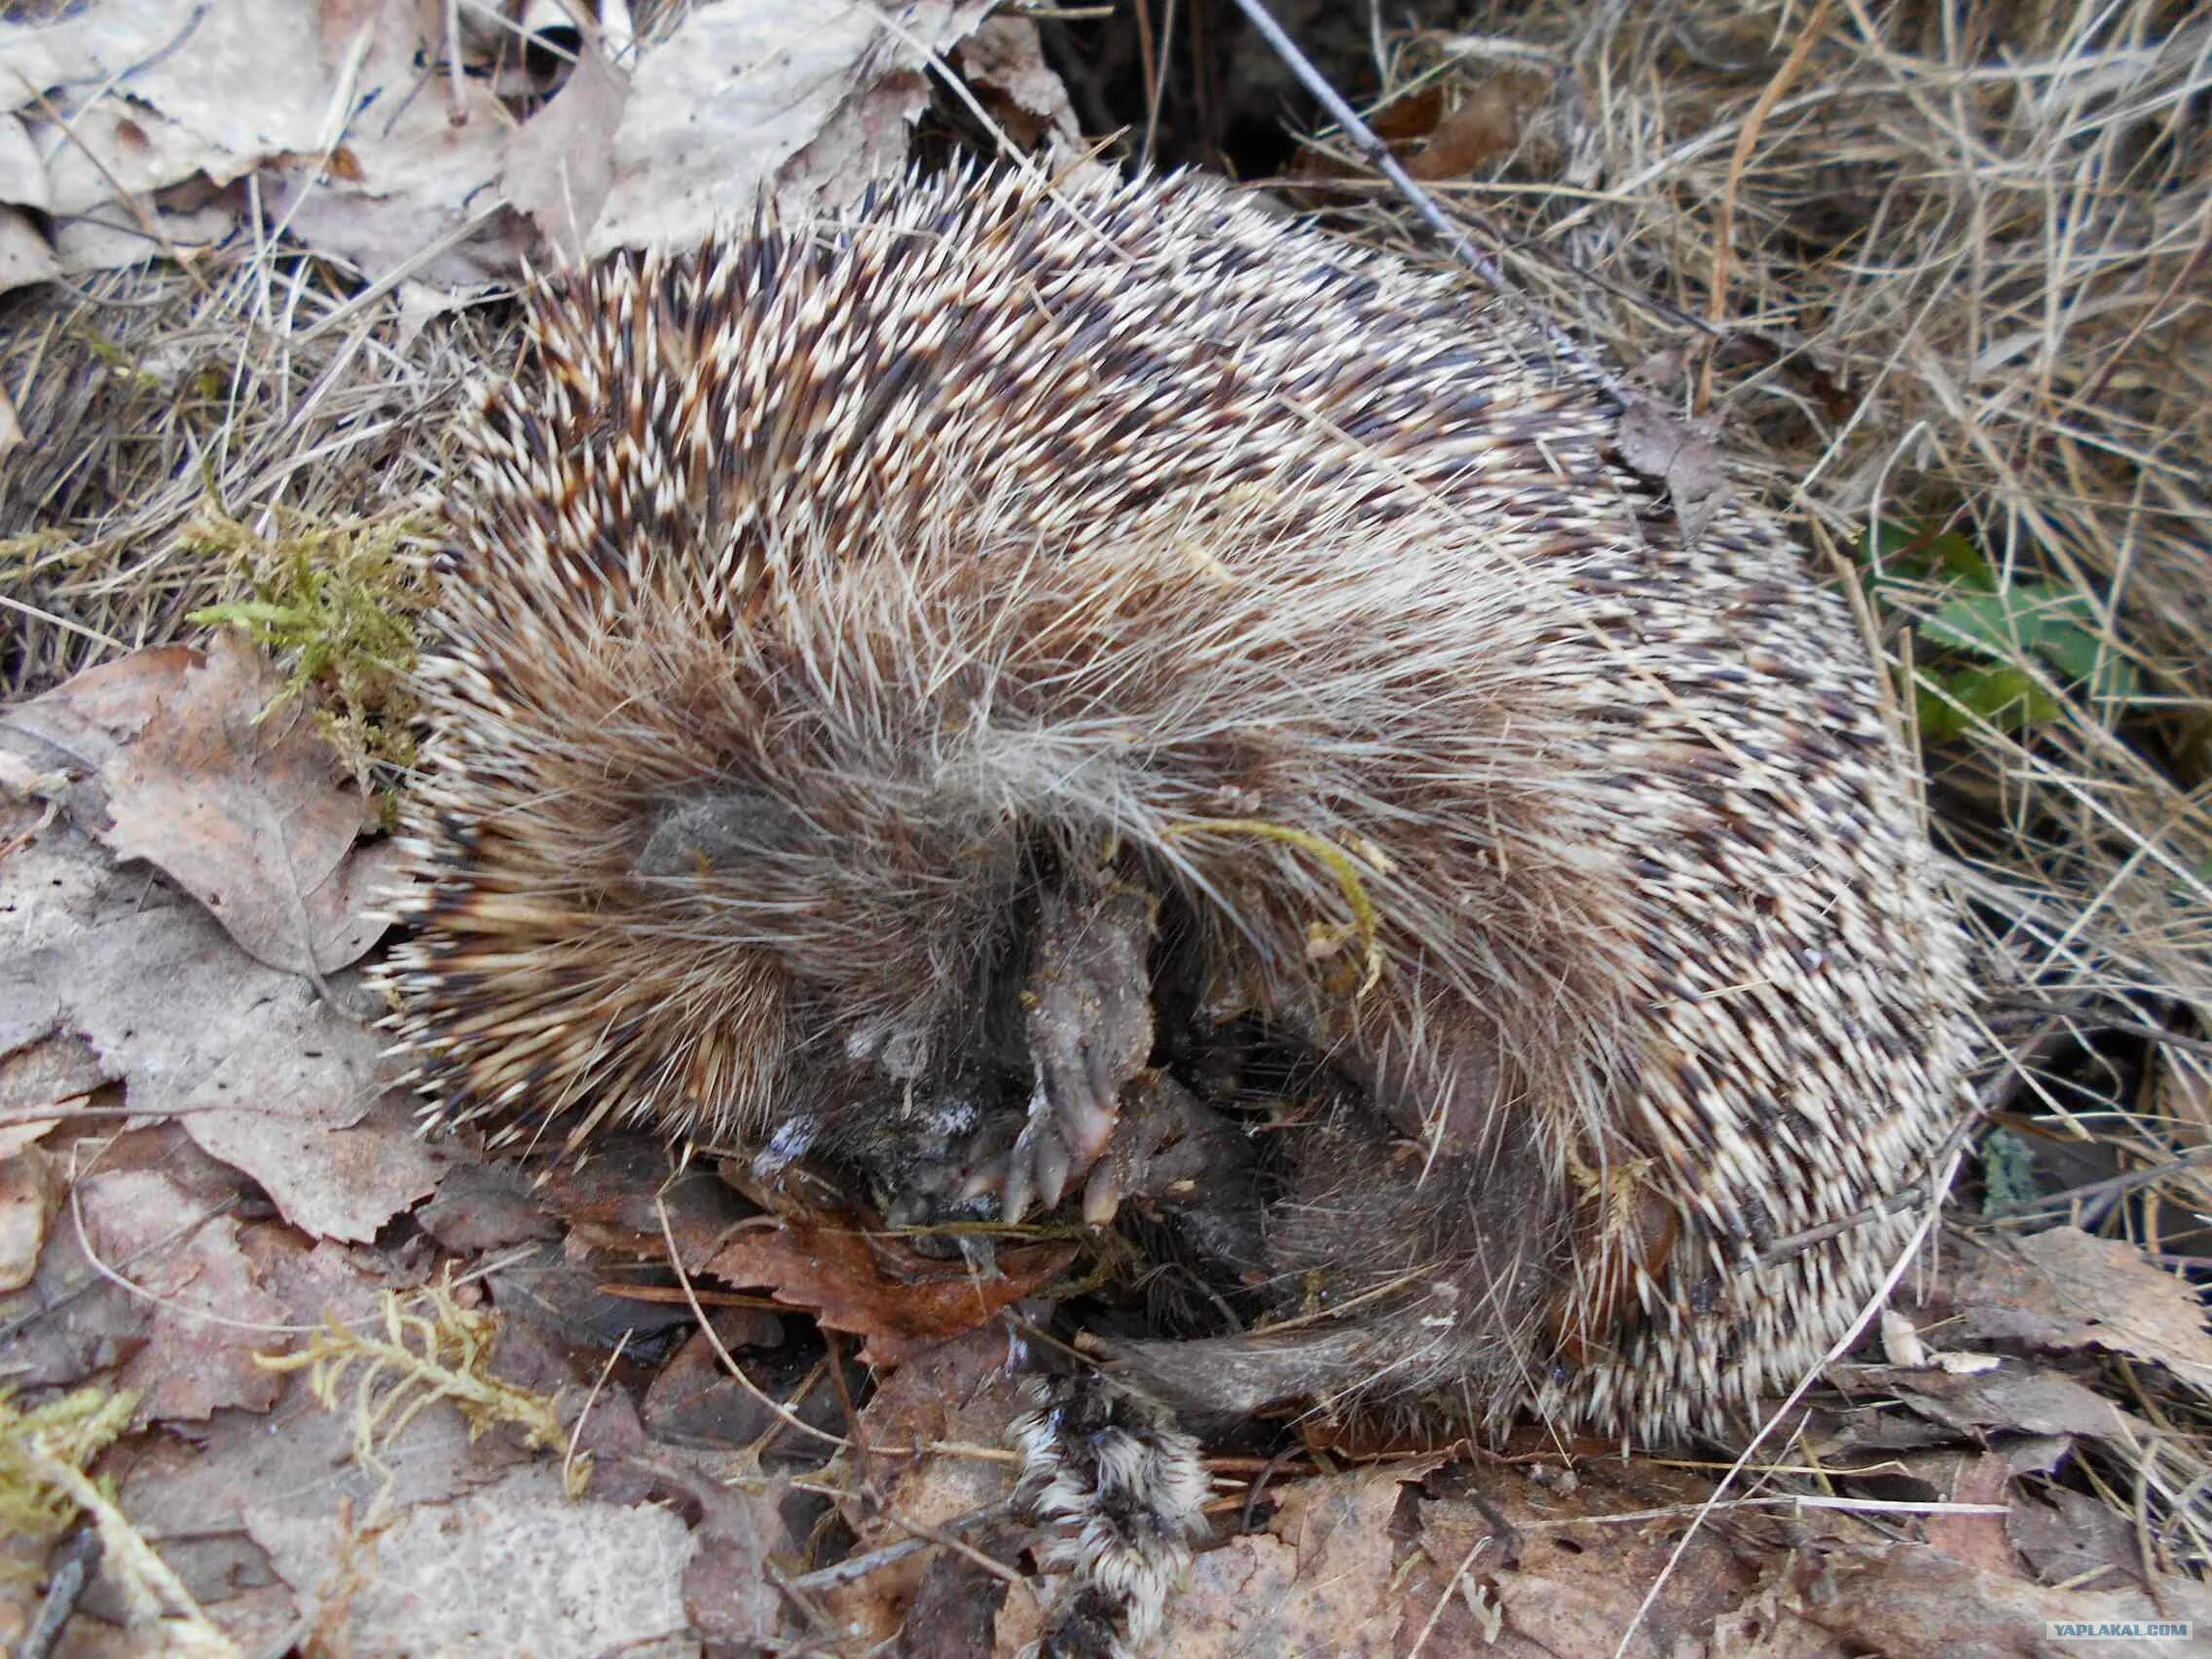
[0,240,504,697]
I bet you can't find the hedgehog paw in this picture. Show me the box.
[1009,1372,1210,1655]
[997,882,1157,1221]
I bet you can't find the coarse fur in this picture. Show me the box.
[1010,1374,1211,1657]
[379,163,1977,1453]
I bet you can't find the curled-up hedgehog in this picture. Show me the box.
[378,163,1976,1649]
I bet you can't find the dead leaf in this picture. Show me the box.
[588,0,995,253]
[703,1217,1075,1366]
[1784,1540,2212,1658]
[638,1310,793,1447]
[247,1463,697,1659]
[955,17,1080,148]
[3,636,393,976]
[1920,1452,2016,1577]
[0,112,48,209]
[1043,1464,1419,1659]
[0,1027,109,1141]
[501,40,630,265]
[0,1135,55,1291]
[415,1160,563,1255]
[1616,394,1733,547]
[72,1162,285,1422]
[2008,1486,2150,1591]
[1840,1361,2129,1441]
[0,204,55,296]
[0,1126,239,1394]
[0,818,443,1241]
[830,1329,1027,1648]
[639,1456,789,1647]
[1933,1228,2212,1402]
[1399,1449,1780,1659]
[540,1137,756,1263]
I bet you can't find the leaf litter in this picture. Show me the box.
[0,0,2208,1655]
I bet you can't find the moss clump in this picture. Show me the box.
[187,506,437,808]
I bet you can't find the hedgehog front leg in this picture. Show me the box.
[991,880,1159,1224]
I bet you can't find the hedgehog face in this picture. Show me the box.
[624,765,1028,1095]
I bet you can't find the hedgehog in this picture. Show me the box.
[378,162,1976,1647]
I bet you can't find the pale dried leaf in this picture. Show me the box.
[0,820,443,1241]
[0,1137,55,1292]
[0,205,56,295]
[956,17,1080,144]
[1067,1464,1418,1659]
[2,636,393,975]
[501,42,630,265]
[75,1164,286,1421]
[1938,1228,2212,1402]
[0,115,47,209]
[1784,1541,2212,1658]
[587,0,992,253]
[248,1464,697,1659]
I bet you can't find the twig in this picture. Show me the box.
[651,1191,852,1452]
[783,1500,1017,1595]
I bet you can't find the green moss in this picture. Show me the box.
[187,506,438,813]
[0,1384,138,1584]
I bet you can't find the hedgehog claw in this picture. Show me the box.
[1081,1161,1123,1226]
[1019,881,1157,1214]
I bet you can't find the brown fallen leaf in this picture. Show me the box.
[0,817,444,1242]
[1616,394,1733,548]
[1784,1540,2212,1658]
[830,1328,1029,1649]
[73,1162,285,1423]
[1931,1227,2212,1402]
[1405,1452,1772,1659]
[703,1217,1074,1366]
[2,635,394,977]
[955,17,1081,149]
[1023,1462,1425,1659]
[1836,1360,2130,1441]
[539,1136,756,1264]
[2008,1485,2151,1592]
[1920,1452,2019,1578]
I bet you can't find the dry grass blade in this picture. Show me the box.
[0,207,500,699]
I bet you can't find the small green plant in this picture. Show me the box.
[1858,520,2146,744]
[187,506,436,802]
[0,1384,137,1583]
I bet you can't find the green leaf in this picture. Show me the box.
[1922,584,2141,704]
[1916,664,2064,740]
[1859,519,1993,586]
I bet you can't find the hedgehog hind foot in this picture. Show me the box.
[1009,1372,1211,1657]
